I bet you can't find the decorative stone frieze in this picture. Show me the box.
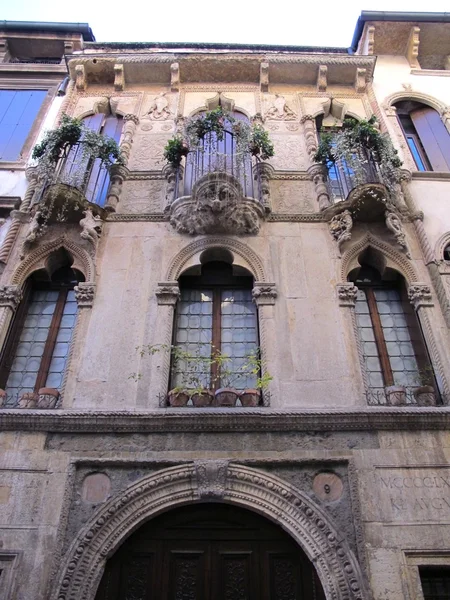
[337,283,359,307]
[0,285,22,309]
[155,282,180,305]
[169,173,265,235]
[252,283,277,306]
[329,210,353,256]
[408,283,433,309]
[74,283,96,307]
[194,460,229,499]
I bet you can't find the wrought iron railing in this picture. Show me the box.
[365,389,445,406]
[325,148,384,203]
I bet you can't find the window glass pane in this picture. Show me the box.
[354,290,384,397]
[45,296,78,389]
[0,90,47,161]
[420,568,450,600]
[407,137,427,171]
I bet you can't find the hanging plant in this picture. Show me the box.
[314,115,402,192]
[163,107,274,168]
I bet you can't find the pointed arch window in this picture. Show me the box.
[394,101,450,172]
[0,260,83,402]
[61,113,123,206]
[350,261,437,399]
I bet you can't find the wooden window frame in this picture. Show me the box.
[171,280,258,393]
[0,281,73,393]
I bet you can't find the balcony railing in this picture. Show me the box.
[325,147,384,203]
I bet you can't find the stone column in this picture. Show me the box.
[105,165,129,212]
[252,283,277,406]
[0,285,22,350]
[254,162,273,213]
[0,167,39,265]
[163,164,183,212]
[120,114,139,166]
[301,115,331,211]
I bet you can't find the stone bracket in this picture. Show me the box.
[170,62,180,91]
[317,65,327,92]
[114,64,125,91]
[407,26,420,69]
[75,64,86,91]
[260,62,269,92]
[156,281,180,305]
[355,68,367,93]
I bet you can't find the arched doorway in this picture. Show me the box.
[95,503,326,600]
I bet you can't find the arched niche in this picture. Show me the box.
[50,463,367,600]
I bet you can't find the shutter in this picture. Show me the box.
[411,107,450,172]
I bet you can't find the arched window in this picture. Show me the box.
[349,257,436,401]
[0,254,83,403]
[171,260,258,393]
[444,244,450,262]
[394,101,450,172]
[61,113,123,206]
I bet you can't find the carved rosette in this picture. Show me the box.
[74,283,96,308]
[252,283,277,306]
[194,460,229,499]
[408,283,433,309]
[0,285,22,310]
[169,172,265,235]
[337,283,359,307]
[156,282,180,306]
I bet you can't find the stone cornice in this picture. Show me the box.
[2,408,450,433]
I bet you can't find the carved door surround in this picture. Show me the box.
[50,463,368,600]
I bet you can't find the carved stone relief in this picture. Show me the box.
[269,135,306,171]
[264,94,297,121]
[329,210,353,256]
[119,181,165,213]
[272,181,314,213]
[128,134,169,171]
[141,92,173,121]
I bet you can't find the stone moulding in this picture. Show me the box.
[50,463,367,600]
[3,409,450,433]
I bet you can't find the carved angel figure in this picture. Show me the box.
[329,210,353,256]
[80,209,103,247]
[144,93,171,121]
[265,95,296,121]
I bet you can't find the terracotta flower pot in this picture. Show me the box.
[239,389,261,407]
[167,389,190,407]
[37,387,60,409]
[413,385,436,407]
[215,388,238,407]
[0,388,7,408]
[192,390,213,407]
[385,385,407,406]
[18,392,39,409]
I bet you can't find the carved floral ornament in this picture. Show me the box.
[252,283,277,305]
[74,283,96,307]
[408,283,433,309]
[0,285,22,309]
[50,463,367,600]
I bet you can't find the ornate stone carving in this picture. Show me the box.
[120,114,139,166]
[114,64,125,91]
[142,93,172,121]
[330,210,353,256]
[170,62,180,91]
[106,164,129,211]
[156,282,180,305]
[308,164,330,211]
[270,135,305,171]
[301,115,318,162]
[75,64,86,91]
[254,162,273,212]
[20,210,42,258]
[169,173,265,235]
[408,283,433,309]
[260,62,269,92]
[337,283,358,307]
[367,25,375,55]
[317,65,327,92]
[385,210,411,258]
[80,209,103,249]
[252,284,277,306]
[74,283,96,307]
[407,26,420,68]
[355,68,367,93]
[265,94,297,121]
[0,285,22,309]
[163,164,182,210]
[194,460,229,499]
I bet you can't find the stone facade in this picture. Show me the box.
[1,13,450,600]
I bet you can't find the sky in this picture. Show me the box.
[1,0,450,47]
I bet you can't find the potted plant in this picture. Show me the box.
[249,125,275,160]
[167,388,190,407]
[413,385,436,406]
[385,385,407,406]
[163,136,189,168]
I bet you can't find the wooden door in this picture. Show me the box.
[95,504,325,600]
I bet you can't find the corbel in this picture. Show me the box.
[354,68,367,93]
[317,65,327,93]
[445,56,450,71]
[260,62,269,92]
[64,41,74,56]
[406,27,420,69]
[170,62,180,91]
[114,64,125,92]
[75,64,86,91]
[367,26,375,55]
[0,38,9,62]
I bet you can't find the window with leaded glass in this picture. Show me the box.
[420,567,450,600]
[171,261,258,392]
[350,262,436,399]
[0,264,83,403]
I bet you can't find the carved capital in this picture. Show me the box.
[0,285,22,309]
[25,166,38,182]
[194,460,229,499]
[74,283,95,307]
[156,282,180,305]
[384,104,397,117]
[252,283,277,306]
[337,283,358,307]
[408,283,433,309]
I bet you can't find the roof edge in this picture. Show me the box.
[0,20,95,42]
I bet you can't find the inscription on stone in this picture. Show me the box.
[376,468,450,522]
[81,473,111,504]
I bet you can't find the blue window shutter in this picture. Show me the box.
[0,90,47,161]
